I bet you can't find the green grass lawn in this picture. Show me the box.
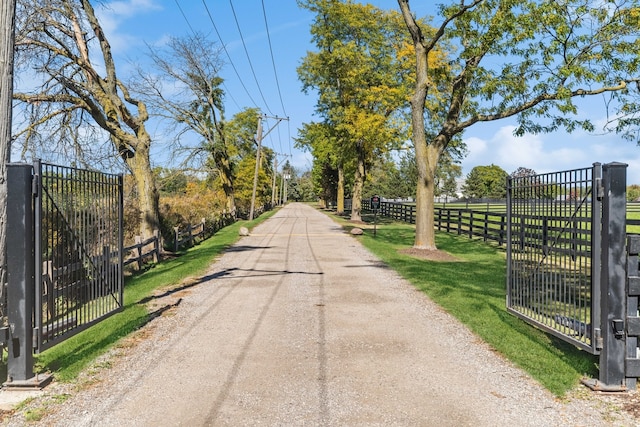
[336,211,598,397]
[627,208,640,234]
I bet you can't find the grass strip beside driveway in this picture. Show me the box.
[32,212,275,382]
[333,211,597,397]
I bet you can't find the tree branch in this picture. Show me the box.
[456,80,637,131]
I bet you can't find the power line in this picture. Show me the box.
[260,1,293,159]
[173,0,196,34]
[261,0,287,117]
[174,0,242,111]
[287,119,292,157]
[229,0,273,115]
[180,1,294,160]
[201,0,261,110]
[264,117,283,155]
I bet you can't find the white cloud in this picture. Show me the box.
[462,136,488,163]
[95,0,163,53]
[460,123,640,182]
[462,125,546,176]
[493,125,544,168]
[105,0,160,17]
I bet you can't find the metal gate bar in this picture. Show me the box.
[506,165,598,353]
[34,161,124,352]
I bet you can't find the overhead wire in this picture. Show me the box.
[174,0,196,34]
[182,0,295,163]
[261,0,293,160]
[229,0,274,115]
[201,0,261,110]
[261,0,287,117]
[174,0,243,111]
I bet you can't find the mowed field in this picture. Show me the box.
[433,201,640,234]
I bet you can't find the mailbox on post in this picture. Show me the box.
[371,195,380,211]
[370,195,381,236]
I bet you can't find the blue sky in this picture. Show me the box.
[97,0,640,184]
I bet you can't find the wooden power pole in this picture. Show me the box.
[0,0,17,314]
[249,114,288,221]
[271,156,278,206]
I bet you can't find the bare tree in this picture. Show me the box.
[13,0,159,238]
[134,33,236,214]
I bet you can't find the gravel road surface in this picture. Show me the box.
[3,202,639,426]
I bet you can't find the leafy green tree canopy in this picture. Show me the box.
[398,0,640,250]
[298,0,415,219]
[628,185,640,202]
[462,164,508,199]
[510,167,537,179]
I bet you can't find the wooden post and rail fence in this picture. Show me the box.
[124,214,235,270]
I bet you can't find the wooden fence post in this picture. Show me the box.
[153,230,160,263]
[483,212,488,242]
[134,236,143,270]
[187,223,194,247]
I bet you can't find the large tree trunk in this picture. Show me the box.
[217,153,236,216]
[399,0,439,249]
[337,163,344,214]
[414,141,443,250]
[350,141,365,222]
[124,132,159,239]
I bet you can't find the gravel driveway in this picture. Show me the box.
[3,202,639,426]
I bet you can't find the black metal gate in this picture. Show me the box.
[507,162,633,390]
[506,165,600,353]
[33,161,124,352]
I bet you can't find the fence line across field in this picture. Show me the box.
[359,200,640,240]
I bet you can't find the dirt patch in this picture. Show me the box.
[398,248,462,262]
[618,392,640,418]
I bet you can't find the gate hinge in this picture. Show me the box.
[595,328,603,350]
[0,326,8,346]
[32,174,39,195]
[596,177,604,200]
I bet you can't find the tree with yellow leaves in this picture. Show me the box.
[298,0,418,221]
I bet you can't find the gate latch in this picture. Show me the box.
[612,319,625,339]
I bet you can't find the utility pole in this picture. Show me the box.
[249,116,263,221]
[249,114,288,220]
[271,157,277,206]
[279,170,284,205]
[283,171,290,204]
[271,153,290,207]
[0,0,16,315]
